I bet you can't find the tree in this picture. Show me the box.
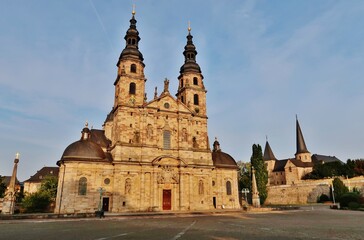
[0,176,6,198]
[21,175,58,213]
[40,175,58,200]
[332,177,348,202]
[238,162,251,203]
[21,191,51,213]
[250,144,268,204]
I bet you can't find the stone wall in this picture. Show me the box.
[265,176,364,205]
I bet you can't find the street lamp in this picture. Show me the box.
[97,187,105,218]
[331,184,336,205]
[242,188,250,202]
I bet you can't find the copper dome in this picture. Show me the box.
[61,140,106,161]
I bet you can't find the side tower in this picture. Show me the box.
[176,26,207,116]
[263,140,278,185]
[104,11,146,144]
[115,10,146,107]
[295,118,311,162]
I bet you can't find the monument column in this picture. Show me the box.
[251,167,260,208]
[2,153,19,214]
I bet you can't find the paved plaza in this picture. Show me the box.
[0,206,363,240]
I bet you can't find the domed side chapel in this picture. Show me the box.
[54,11,239,214]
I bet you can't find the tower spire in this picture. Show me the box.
[117,9,144,66]
[295,117,309,155]
[132,4,136,16]
[263,140,277,161]
[179,25,201,74]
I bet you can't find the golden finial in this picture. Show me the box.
[188,20,191,33]
[132,4,136,15]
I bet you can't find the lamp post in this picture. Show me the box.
[241,188,249,202]
[97,187,105,211]
[331,184,336,205]
[97,187,105,218]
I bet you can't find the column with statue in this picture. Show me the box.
[2,153,20,214]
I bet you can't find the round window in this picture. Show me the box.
[104,178,110,185]
[164,102,170,109]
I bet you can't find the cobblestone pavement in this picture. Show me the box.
[0,206,363,240]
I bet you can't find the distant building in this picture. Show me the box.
[23,167,59,194]
[54,11,239,214]
[264,119,341,185]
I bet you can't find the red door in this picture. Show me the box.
[163,190,171,210]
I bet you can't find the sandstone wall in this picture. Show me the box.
[265,176,364,205]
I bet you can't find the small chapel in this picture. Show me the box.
[54,11,239,214]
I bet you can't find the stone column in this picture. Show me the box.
[2,153,19,214]
[251,167,260,208]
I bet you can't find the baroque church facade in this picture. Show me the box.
[264,119,340,186]
[55,12,239,214]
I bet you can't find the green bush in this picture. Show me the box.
[339,192,360,209]
[348,202,360,210]
[21,191,51,213]
[332,178,348,201]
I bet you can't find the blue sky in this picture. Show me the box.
[1,0,364,181]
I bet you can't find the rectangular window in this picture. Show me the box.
[163,130,171,149]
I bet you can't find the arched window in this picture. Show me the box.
[226,181,232,195]
[129,82,136,94]
[181,96,184,103]
[131,39,136,45]
[198,180,204,195]
[193,77,198,85]
[130,64,137,73]
[163,130,171,149]
[78,177,87,195]
[181,79,184,87]
[194,94,199,105]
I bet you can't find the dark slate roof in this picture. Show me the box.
[24,167,59,183]
[272,159,288,172]
[212,151,238,169]
[90,129,111,148]
[312,154,341,164]
[296,119,310,155]
[263,141,277,161]
[289,159,314,168]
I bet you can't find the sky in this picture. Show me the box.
[1,0,364,181]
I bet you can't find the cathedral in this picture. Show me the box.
[54,11,239,214]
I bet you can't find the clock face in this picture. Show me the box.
[129,96,135,105]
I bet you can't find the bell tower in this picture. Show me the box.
[114,8,146,108]
[295,117,311,162]
[176,24,207,116]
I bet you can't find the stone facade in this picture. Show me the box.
[55,12,239,214]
